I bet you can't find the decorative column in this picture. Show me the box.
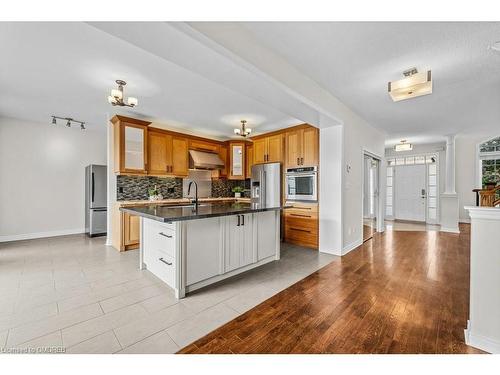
[441,135,460,233]
[464,206,500,353]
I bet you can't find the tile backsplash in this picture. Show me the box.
[117,175,250,201]
[116,176,183,201]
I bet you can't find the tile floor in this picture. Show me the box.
[0,235,336,354]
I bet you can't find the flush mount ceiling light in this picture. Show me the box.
[394,140,413,152]
[388,68,432,102]
[107,80,138,107]
[51,116,86,130]
[234,120,252,137]
[489,41,500,52]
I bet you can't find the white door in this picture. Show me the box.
[395,165,426,222]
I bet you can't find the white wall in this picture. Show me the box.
[342,116,386,252]
[0,117,107,241]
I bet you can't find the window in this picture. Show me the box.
[479,136,500,186]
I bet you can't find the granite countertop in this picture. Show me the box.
[120,201,288,223]
[117,197,251,207]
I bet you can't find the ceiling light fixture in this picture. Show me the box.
[489,41,500,52]
[388,68,432,102]
[107,80,138,107]
[234,120,251,137]
[394,140,413,152]
[51,116,86,130]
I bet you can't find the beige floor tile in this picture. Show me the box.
[65,331,121,354]
[223,284,281,314]
[114,303,191,348]
[61,303,149,348]
[7,303,103,346]
[13,331,63,354]
[99,284,170,314]
[57,284,128,313]
[0,330,7,348]
[8,302,59,329]
[117,330,179,354]
[139,291,179,313]
[166,303,240,348]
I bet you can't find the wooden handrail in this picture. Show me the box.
[479,185,500,207]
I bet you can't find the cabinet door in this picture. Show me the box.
[171,137,188,177]
[267,134,283,163]
[285,130,301,168]
[229,143,245,180]
[257,210,278,260]
[148,131,169,175]
[189,139,219,153]
[124,213,140,246]
[246,145,253,178]
[225,215,241,273]
[123,124,147,173]
[186,217,222,285]
[240,213,256,267]
[253,138,267,164]
[301,127,319,167]
[218,145,228,177]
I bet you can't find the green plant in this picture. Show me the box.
[232,186,244,193]
[148,185,159,197]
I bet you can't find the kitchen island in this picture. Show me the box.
[120,202,285,299]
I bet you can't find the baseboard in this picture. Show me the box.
[440,226,460,234]
[459,218,471,224]
[465,321,500,353]
[342,239,363,255]
[0,228,85,243]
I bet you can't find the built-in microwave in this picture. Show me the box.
[285,166,318,201]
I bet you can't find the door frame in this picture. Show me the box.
[362,150,384,234]
[393,163,427,222]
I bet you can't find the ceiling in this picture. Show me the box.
[239,22,500,145]
[0,22,300,138]
[2,22,500,146]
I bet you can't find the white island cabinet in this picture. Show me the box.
[139,210,280,299]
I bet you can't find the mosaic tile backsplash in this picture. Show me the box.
[117,175,183,201]
[117,175,250,200]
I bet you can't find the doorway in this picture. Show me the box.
[363,154,380,242]
[394,164,426,222]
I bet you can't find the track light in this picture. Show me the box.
[51,116,86,130]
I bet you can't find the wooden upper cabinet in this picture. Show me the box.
[252,138,267,164]
[301,126,319,167]
[218,144,228,177]
[111,115,151,174]
[252,134,283,164]
[171,136,189,177]
[228,142,246,180]
[267,134,283,163]
[285,126,319,168]
[246,145,253,178]
[189,139,219,153]
[148,131,171,175]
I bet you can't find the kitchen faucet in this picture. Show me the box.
[187,181,198,209]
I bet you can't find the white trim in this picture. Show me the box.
[440,226,460,234]
[465,321,500,354]
[362,149,385,234]
[0,228,85,243]
[459,218,471,224]
[465,206,500,220]
[342,238,363,255]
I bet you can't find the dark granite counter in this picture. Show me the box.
[120,202,289,223]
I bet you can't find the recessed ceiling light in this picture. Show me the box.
[489,41,500,52]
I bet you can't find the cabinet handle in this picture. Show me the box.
[293,206,312,210]
[290,227,311,233]
[241,215,245,226]
[300,157,304,165]
[237,215,240,226]
[158,232,172,238]
[297,157,300,165]
[290,213,312,218]
[159,257,172,266]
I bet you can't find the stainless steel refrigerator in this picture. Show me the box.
[251,162,281,206]
[85,164,107,237]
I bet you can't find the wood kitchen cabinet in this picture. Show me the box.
[285,126,319,168]
[246,144,253,178]
[123,212,140,247]
[147,130,188,177]
[111,115,151,174]
[252,133,284,164]
[228,141,246,180]
[284,201,318,249]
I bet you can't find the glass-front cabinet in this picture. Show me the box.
[228,141,246,180]
[111,115,151,174]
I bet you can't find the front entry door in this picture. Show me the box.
[395,164,426,222]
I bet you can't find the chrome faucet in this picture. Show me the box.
[187,181,198,209]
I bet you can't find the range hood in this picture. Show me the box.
[188,149,224,170]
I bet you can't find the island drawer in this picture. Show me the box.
[144,222,176,259]
[146,252,175,288]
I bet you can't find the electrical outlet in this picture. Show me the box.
[118,187,124,193]
[168,187,174,194]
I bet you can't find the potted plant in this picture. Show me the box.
[232,186,244,198]
[148,185,163,201]
[483,177,498,190]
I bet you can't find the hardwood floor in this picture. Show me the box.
[178,224,484,354]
